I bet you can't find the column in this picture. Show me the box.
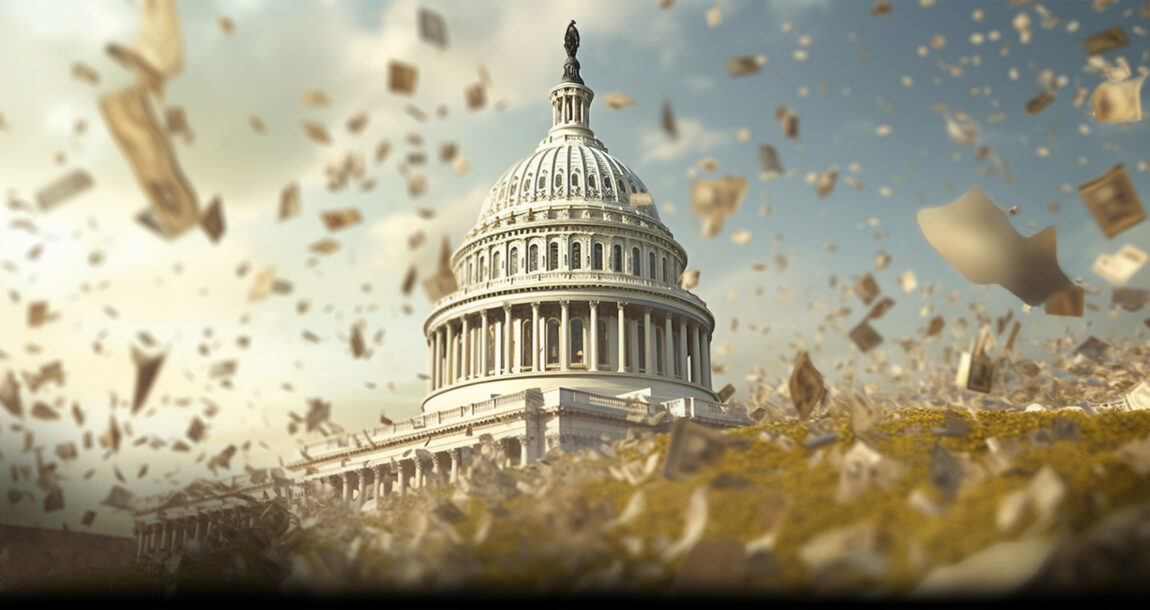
[343,473,354,504]
[414,458,424,489]
[396,463,407,496]
[504,304,513,374]
[678,319,688,380]
[664,315,674,378]
[589,301,599,372]
[690,324,701,384]
[519,436,529,465]
[494,317,503,375]
[559,300,570,371]
[531,302,540,372]
[450,449,460,483]
[359,468,368,505]
[643,308,653,374]
[446,323,456,385]
[461,316,470,379]
[480,310,488,377]
[701,331,712,388]
[617,302,626,373]
[427,326,434,389]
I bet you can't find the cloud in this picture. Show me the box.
[638,117,730,165]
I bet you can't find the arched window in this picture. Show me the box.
[467,260,473,283]
[546,319,560,366]
[479,256,487,281]
[486,324,496,375]
[648,252,656,279]
[662,257,668,282]
[673,331,681,377]
[509,247,519,275]
[593,243,603,270]
[571,319,584,365]
[528,244,539,272]
[656,329,665,375]
[523,174,532,192]
[597,320,609,367]
[537,174,546,190]
[548,242,559,271]
[631,247,641,275]
[492,252,502,279]
[521,320,533,368]
[588,174,597,190]
[554,171,563,188]
[612,245,622,272]
[571,242,582,270]
[637,325,646,372]
[571,172,580,187]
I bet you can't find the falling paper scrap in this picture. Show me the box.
[1113,288,1150,312]
[465,83,486,110]
[815,167,837,199]
[388,61,418,94]
[918,187,1080,312]
[662,100,677,139]
[422,236,458,303]
[102,485,135,511]
[36,169,94,211]
[1078,165,1145,238]
[661,418,730,482]
[1091,74,1146,123]
[0,371,22,417]
[855,273,880,306]
[1083,26,1129,56]
[690,176,747,238]
[789,350,826,420]
[603,93,635,110]
[279,182,300,221]
[199,196,225,243]
[1094,244,1149,287]
[956,327,995,393]
[100,87,200,238]
[679,269,700,291]
[165,106,192,144]
[321,208,362,232]
[629,191,653,207]
[131,345,165,415]
[418,7,448,49]
[777,107,799,140]
[759,144,782,177]
[726,56,761,77]
[249,266,276,301]
[136,0,183,79]
[301,121,331,145]
[300,90,329,108]
[1024,89,1057,116]
[849,320,883,353]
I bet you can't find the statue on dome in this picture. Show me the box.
[562,20,583,84]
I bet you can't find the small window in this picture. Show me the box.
[523,175,532,192]
[509,247,519,275]
[631,247,641,275]
[492,252,502,279]
[571,319,584,364]
[571,242,582,270]
[662,258,668,282]
[593,243,603,270]
[548,242,559,271]
[649,252,656,279]
[528,244,539,272]
[537,174,546,190]
[479,256,487,281]
[571,173,580,187]
[554,171,563,188]
[588,174,597,189]
[612,245,622,272]
[546,319,560,365]
[521,320,533,368]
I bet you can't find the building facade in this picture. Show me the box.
[129,25,749,563]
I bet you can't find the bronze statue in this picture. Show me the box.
[564,20,580,57]
[562,20,583,84]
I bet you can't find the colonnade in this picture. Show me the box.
[427,300,711,392]
[133,506,261,561]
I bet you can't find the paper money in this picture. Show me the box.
[100,87,200,237]
[249,266,276,301]
[389,61,418,94]
[422,237,458,303]
[777,107,799,139]
[200,196,225,243]
[465,83,486,111]
[131,345,165,415]
[1024,89,1057,116]
[136,0,183,77]
[717,383,736,402]
[1090,74,1146,123]
[630,191,653,207]
[690,176,747,232]
[1076,336,1111,362]
[1093,244,1148,285]
[918,187,1078,308]
[418,7,448,49]
[36,169,94,211]
[855,273,880,306]
[661,418,730,481]
[603,93,634,110]
[0,371,22,417]
[759,144,782,177]
[1083,26,1128,56]
[346,112,369,134]
[726,56,761,77]
[1043,285,1084,317]
[815,167,837,198]
[1113,287,1150,312]
[662,100,677,138]
[798,522,876,574]
[300,90,330,108]
[301,121,331,145]
[789,351,826,420]
[956,346,993,393]
[1078,165,1145,238]
[102,485,135,511]
[279,183,300,221]
[321,208,362,232]
[164,106,192,144]
[401,266,417,296]
[679,269,700,290]
[1127,379,1150,411]
[848,320,883,353]
[866,297,895,321]
[71,62,100,85]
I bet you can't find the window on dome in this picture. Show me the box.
[528,244,539,272]
[648,252,656,279]
[571,242,582,270]
[486,324,496,375]
[612,245,622,272]
[537,174,546,190]
[554,171,563,188]
[662,257,668,282]
[523,175,532,192]
[467,260,473,283]
[631,247,640,275]
[521,320,533,368]
[492,252,502,279]
[509,247,519,275]
[479,256,486,281]
[571,319,584,365]
[548,242,559,271]
[593,243,603,270]
[571,173,580,187]
[656,329,665,375]
[588,174,597,190]
[597,321,609,367]
[546,319,560,366]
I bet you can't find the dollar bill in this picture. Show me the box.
[759,144,782,177]
[1075,336,1111,362]
[1043,285,1084,317]
[200,196,225,243]
[1127,379,1150,411]
[1093,244,1148,286]
[690,176,747,225]
[1083,26,1128,56]
[301,121,331,145]
[422,236,458,303]
[0,371,22,417]
[854,273,880,306]
[661,418,730,481]
[848,320,883,353]
[1024,89,1057,116]
[418,7,448,49]
[249,266,276,301]
[726,56,761,77]
[789,350,826,420]
[1078,164,1145,238]
[137,0,183,77]
[465,83,486,110]
[662,100,677,138]
[717,383,735,402]
[1113,287,1149,312]
[865,297,895,321]
[36,169,94,211]
[678,269,700,290]
[815,167,837,198]
[131,344,165,415]
[388,61,418,94]
[100,87,200,237]
[279,183,300,221]
[603,92,634,110]
[777,107,799,139]
[1090,74,1146,123]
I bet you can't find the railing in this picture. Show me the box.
[429,270,707,310]
[662,397,751,426]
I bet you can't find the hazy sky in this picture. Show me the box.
[1,0,1148,536]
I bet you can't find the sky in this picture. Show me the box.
[0,0,1148,537]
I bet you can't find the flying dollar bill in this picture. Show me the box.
[1078,164,1145,238]
[100,87,200,238]
[1090,74,1146,123]
[661,418,730,481]
[36,169,93,211]
[1092,244,1148,286]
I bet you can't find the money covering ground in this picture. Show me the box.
[7,406,1150,597]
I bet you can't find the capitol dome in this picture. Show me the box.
[421,32,718,413]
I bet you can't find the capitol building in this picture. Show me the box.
[129,25,749,561]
